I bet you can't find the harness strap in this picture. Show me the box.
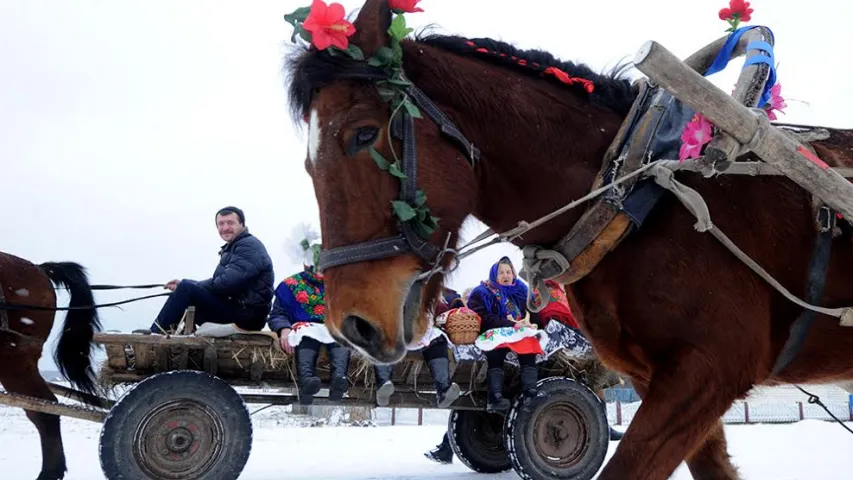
[770,205,835,376]
[408,85,480,166]
[317,235,414,270]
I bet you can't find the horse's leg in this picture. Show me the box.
[597,350,742,480]
[686,420,741,480]
[0,361,67,480]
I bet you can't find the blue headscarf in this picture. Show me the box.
[470,256,529,319]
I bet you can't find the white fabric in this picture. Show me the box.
[287,322,336,346]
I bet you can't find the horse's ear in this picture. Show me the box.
[350,0,392,57]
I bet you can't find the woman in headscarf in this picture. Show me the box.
[468,256,547,413]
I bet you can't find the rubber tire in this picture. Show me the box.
[447,409,512,473]
[99,370,252,480]
[504,376,609,480]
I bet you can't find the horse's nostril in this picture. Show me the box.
[341,315,383,352]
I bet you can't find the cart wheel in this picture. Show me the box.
[504,376,609,480]
[447,409,512,473]
[99,370,252,480]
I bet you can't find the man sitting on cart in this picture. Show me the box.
[267,225,395,406]
[149,206,274,334]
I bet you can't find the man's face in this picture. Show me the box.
[216,213,244,242]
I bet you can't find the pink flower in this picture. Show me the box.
[764,83,787,121]
[388,0,423,13]
[296,291,310,303]
[302,0,356,51]
[284,278,298,286]
[679,113,714,162]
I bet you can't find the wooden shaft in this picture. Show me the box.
[703,27,773,173]
[48,382,114,408]
[633,40,853,220]
[0,391,106,423]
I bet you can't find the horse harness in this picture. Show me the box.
[316,74,480,274]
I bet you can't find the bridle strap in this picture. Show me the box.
[316,78,478,272]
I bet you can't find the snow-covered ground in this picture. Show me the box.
[2,402,852,479]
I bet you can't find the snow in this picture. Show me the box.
[1,403,852,479]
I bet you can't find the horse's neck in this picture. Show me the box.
[406,45,628,245]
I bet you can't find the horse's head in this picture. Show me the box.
[286,0,478,363]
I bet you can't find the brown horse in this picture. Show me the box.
[0,251,103,480]
[285,1,853,478]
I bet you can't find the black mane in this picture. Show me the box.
[285,33,638,126]
[417,34,638,116]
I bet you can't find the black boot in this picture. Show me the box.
[486,368,511,413]
[426,357,461,408]
[519,364,544,402]
[424,433,453,464]
[374,365,395,407]
[296,340,322,405]
[328,345,351,401]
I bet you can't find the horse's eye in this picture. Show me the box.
[346,126,379,155]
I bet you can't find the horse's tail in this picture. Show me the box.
[39,261,103,401]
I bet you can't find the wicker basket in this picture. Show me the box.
[443,307,482,345]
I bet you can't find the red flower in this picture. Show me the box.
[719,0,753,22]
[284,278,298,286]
[296,291,310,303]
[388,0,423,13]
[302,0,356,51]
[313,304,325,316]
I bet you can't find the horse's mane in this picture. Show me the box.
[285,33,638,127]
[416,34,638,116]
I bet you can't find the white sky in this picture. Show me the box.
[1,0,850,369]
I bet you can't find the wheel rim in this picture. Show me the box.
[531,402,590,469]
[133,399,225,479]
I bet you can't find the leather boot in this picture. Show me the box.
[295,341,322,405]
[374,364,395,407]
[426,357,460,408]
[519,364,544,399]
[328,345,351,401]
[424,433,453,464]
[486,368,511,413]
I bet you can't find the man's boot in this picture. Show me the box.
[486,368,511,413]
[295,341,322,405]
[426,357,461,408]
[424,433,453,464]
[374,365,395,407]
[328,345,351,401]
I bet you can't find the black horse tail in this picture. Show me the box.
[39,262,103,402]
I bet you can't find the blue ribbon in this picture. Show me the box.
[702,26,777,107]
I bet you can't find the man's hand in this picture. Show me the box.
[279,328,294,354]
[165,279,180,291]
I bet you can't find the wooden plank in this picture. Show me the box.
[94,332,272,348]
[47,382,115,409]
[633,41,853,220]
[104,344,126,370]
[0,391,107,423]
[237,391,486,411]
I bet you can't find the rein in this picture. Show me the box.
[0,283,169,345]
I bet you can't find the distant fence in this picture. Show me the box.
[370,393,853,428]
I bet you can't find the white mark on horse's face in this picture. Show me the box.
[308,109,321,164]
[14,288,29,297]
[20,317,34,325]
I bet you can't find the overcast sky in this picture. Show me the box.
[1,0,850,370]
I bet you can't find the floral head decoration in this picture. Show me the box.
[285,0,438,237]
[286,222,323,270]
[678,0,786,162]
